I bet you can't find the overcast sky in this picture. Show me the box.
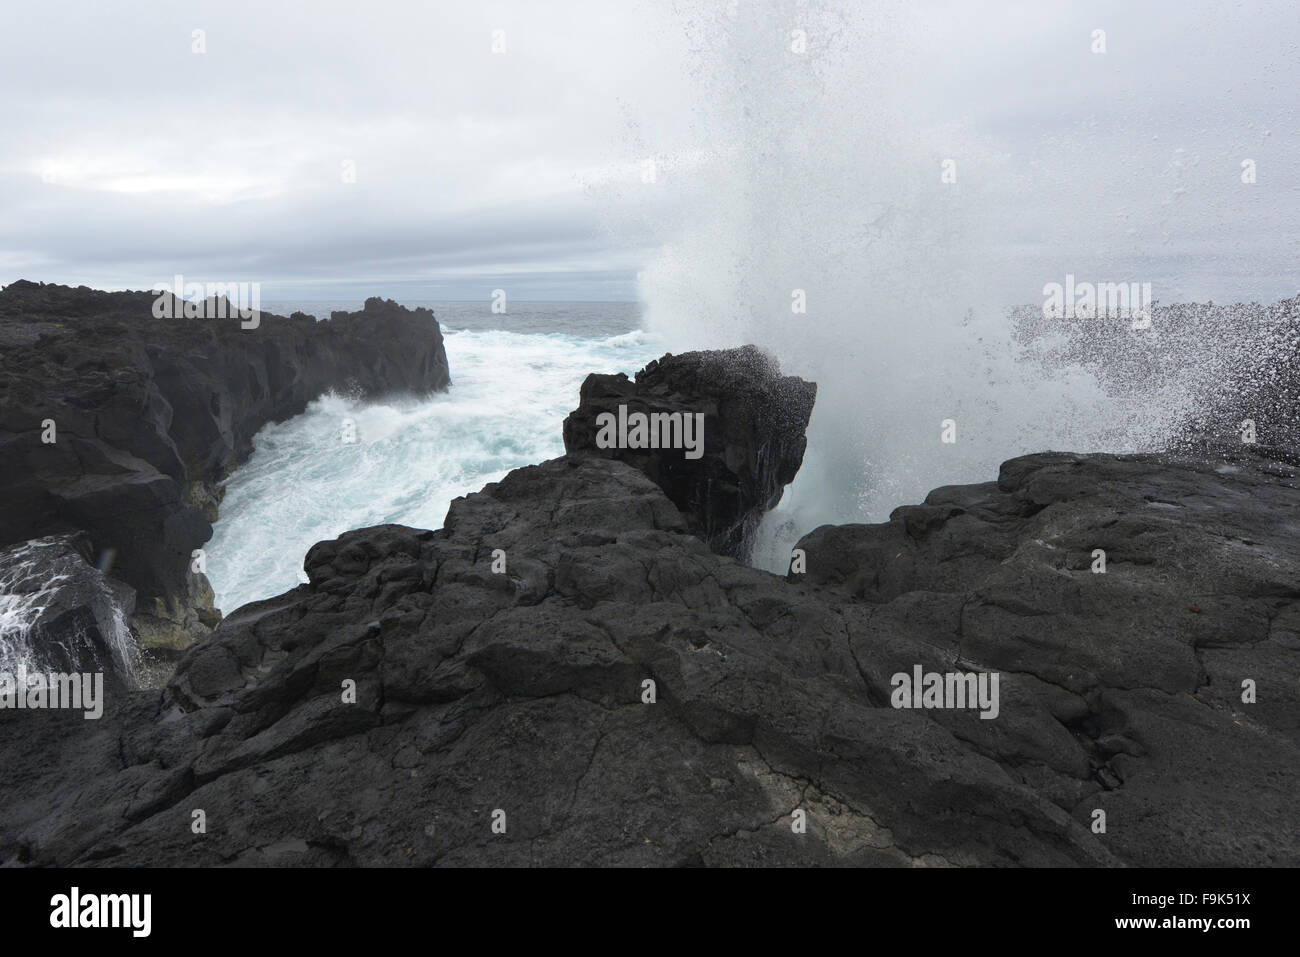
[0,0,1295,302]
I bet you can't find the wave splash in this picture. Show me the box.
[0,537,140,681]
[628,1,1221,572]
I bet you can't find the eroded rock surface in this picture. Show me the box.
[2,445,1295,866]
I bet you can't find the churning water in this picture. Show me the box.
[206,302,660,615]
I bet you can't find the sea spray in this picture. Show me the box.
[615,0,1213,572]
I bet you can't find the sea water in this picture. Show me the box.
[205,301,659,616]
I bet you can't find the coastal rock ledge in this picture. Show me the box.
[1,344,1296,867]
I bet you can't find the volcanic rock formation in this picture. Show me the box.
[563,345,816,559]
[1,344,1296,867]
[0,281,451,658]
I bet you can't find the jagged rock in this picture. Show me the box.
[0,281,450,654]
[1,440,1296,866]
[0,534,136,679]
[563,345,815,559]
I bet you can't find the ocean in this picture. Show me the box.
[205,301,661,617]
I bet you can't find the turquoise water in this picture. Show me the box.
[205,301,660,616]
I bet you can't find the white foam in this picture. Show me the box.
[206,327,663,614]
[616,1,1211,572]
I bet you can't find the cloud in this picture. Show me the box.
[0,0,1296,302]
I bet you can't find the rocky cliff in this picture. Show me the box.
[0,281,450,661]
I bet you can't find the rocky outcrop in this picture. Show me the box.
[793,449,1300,864]
[1,398,1296,864]
[0,534,137,680]
[563,345,815,559]
[0,281,450,658]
